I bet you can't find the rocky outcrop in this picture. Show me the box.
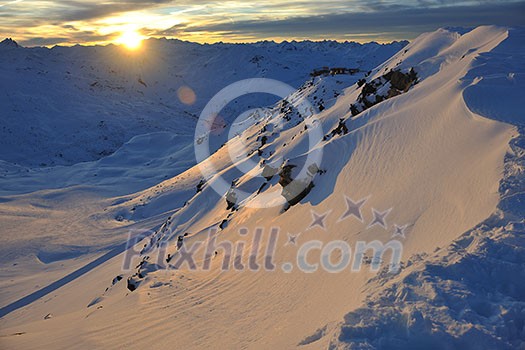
[279,163,321,209]
[350,68,418,117]
[225,188,238,211]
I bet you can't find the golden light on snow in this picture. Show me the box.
[177,86,197,105]
[117,30,143,50]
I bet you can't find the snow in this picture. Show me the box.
[0,38,405,169]
[0,26,524,349]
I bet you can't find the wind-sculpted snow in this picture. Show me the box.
[328,27,525,350]
[329,135,525,350]
[463,29,525,127]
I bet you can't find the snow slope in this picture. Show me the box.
[330,26,525,350]
[0,26,523,349]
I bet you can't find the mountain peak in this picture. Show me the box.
[0,38,20,48]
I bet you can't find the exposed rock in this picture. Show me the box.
[112,275,123,285]
[351,68,418,118]
[225,188,238,211]
[330,118,349,137]
[138,77,147,87]
[279,163,320,207]
[386,68,418,92]
[282,180,314,207]
[262,164,279,181]
[196,179,205,193]
[278,164,296,188]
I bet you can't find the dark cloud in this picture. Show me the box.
[61,24,79,31]
[20,36,71,46]
[177,1,525,39]
[19,31,116,46]
[151,23,190,37]
[4,0,525,46]
[5,0,176,22]
[53,0,171,21]
[65,1,173,21]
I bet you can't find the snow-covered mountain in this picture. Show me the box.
[0,26,524,349]
[0,38,405,169]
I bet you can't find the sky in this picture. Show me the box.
[1,0,524,46]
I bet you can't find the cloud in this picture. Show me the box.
[58,0,176,22]
[19,31,117,46]
[3,0,525,46]
[0,0,23,9]
[176,1,525,40]
[20,36,71,46]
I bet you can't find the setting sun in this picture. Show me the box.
[117,30,143,50]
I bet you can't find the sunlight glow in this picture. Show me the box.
[117,30,143,50]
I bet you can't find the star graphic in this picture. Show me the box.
[392,224,409,239]
[286,232,300,246]
[309,210,330,230]
[368,208,392,229]
[339,196,368,222]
